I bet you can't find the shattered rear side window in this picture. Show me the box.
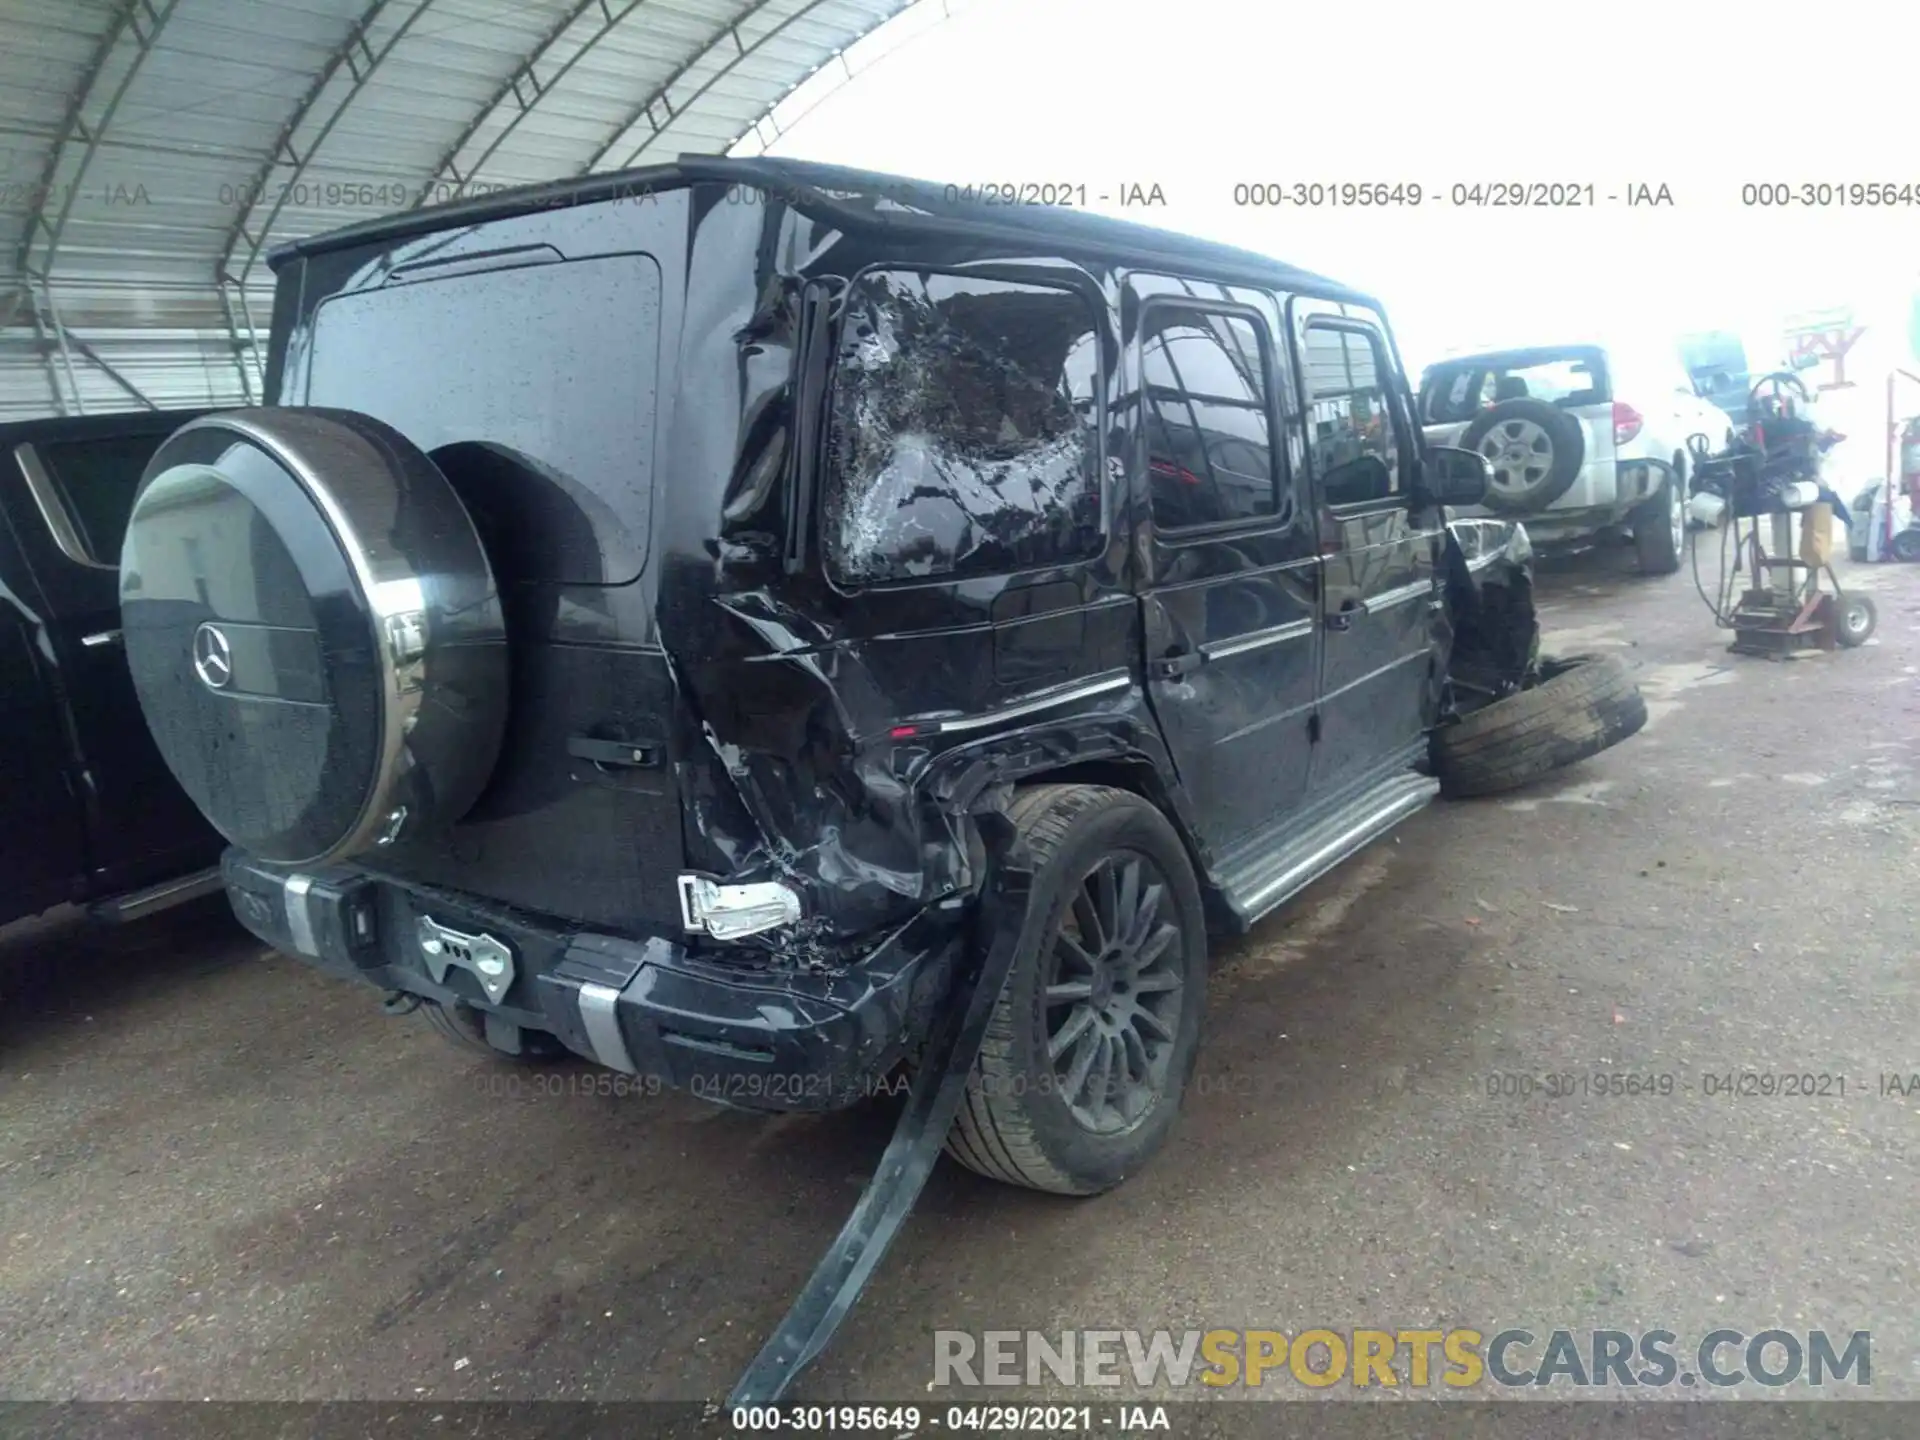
[823,270,1103,585]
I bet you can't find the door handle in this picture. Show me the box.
[1151,645,1203,680]
[1324,599,1364,632]
[81,629,122,648]
[567,736,661,769]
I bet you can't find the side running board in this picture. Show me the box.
[86,866,224,925]
[727,809,1034,1408]
[1218,771,1439,929]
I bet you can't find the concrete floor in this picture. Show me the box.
[4,546,1918,1408]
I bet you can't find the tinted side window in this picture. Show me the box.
[1303,324,1402,507]
[1140,305,1277,529]
[823,271,1103,586]
[37,432,168,564]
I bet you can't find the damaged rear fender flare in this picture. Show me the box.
[1431,653,1647,799]
[917,714,1206,857]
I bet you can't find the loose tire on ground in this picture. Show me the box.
[1835,593,1877,648]
[420,998,566,1062]
[1432,654,1647,799]
[944,784,1207,1196]
[1632,465,1686,576]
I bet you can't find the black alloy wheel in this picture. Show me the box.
[1043,850,1186,1135]
[945,784,1208,1195]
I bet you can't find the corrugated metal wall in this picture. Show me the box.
[0,0,944,423]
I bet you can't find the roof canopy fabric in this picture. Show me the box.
[0,0,949,419]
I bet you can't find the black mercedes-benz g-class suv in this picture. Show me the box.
[118,157,1644,1206]
[2,408,225,932]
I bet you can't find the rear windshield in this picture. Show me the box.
[302,254,661,585]
[1420,346,1610,424]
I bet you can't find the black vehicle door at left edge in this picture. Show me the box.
[6,425,222,894]
[1287,300,1443,798]
[0,506,84,919]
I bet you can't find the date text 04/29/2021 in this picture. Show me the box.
[728,1405,1170,1432]
[1481,1071,1920,1100]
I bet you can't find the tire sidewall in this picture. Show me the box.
[1837,595,1877,647]
[1433,653,1646,798]
[1634,470,1685,574]
[1001,800,1207,1193]
[1668,458,1687,551]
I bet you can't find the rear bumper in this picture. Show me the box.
[1519,458,1676,542]
[1614,455,1675,508]
[220,850,967,1111]
[1456,457,1675,538]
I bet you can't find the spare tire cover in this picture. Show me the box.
[1458,398,1585,515]
[119,407,509,867]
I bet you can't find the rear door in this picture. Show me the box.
[288,239,687,932]
[5,422,222,894]
[1291,302,1439,796]
[1130,276,1319,851]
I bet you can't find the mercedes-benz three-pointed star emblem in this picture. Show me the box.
[192,621,233,690]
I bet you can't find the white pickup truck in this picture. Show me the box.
[1416,343,1736,574]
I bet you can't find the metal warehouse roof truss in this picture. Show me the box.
[0,0,966,420]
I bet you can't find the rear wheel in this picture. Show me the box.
[1632,465,1685,575]
[1890,529,1920,563]
[945,785,1207,1196]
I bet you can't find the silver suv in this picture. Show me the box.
[1417,343,1736,573]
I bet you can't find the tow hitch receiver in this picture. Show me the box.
[727,812,1033,1407]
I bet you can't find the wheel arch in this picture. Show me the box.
[914,715,1223,927]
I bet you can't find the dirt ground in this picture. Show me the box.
[3,545,1918,1410]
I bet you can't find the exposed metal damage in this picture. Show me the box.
[1439,519,1543,707]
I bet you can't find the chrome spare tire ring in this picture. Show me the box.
[119,406,510,867]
